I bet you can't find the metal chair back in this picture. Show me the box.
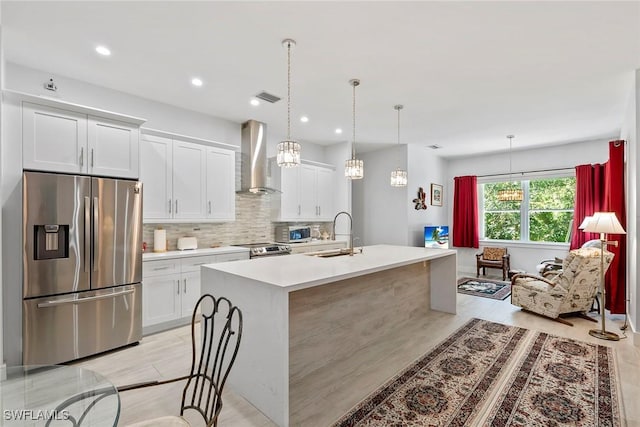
[180,294,243,427]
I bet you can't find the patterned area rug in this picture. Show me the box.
[332,318,621,427]
[457,277,511,300]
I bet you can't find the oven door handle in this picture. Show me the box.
[37,289,135,308]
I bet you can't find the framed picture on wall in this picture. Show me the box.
[431,183,443,207]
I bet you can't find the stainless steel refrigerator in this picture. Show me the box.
[22,171,143,365]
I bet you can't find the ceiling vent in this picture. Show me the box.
[428,144,442,149]
[255,91,281,103]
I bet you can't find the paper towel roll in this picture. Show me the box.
[153,229,167,252]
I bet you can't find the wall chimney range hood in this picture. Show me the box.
[239,120,279,194]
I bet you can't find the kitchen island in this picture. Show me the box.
[201,244,457,427]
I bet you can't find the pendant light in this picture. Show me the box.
[276,39,301,167]
[390,104,407,187]
[497,134,523,202]
[345,79,364,179]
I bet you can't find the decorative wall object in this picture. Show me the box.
[413,187,427,210]
[431,183,443,206]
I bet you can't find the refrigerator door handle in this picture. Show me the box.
[93,196,99,271]
[36,289,135,308]
[84,196,91,273]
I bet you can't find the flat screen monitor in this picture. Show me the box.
[424,226,449,249]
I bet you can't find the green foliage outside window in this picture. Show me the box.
[482,177,576,243]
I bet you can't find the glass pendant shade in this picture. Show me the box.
[498,135,521,201]
[345,79,364,180]
[497,187,523,201]
[345,158,364,179]
[277,38,300,167]
[389,104,407,187]
[276,140,301,167]
[390,168,408,187]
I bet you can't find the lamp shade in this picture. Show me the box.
[578,216,593,230]
[583,212,626,235]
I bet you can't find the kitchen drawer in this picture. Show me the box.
[181,255,218,273]
[143,259,180,277]
[216,252,250,263]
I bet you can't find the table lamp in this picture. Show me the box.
[583,212,626,341]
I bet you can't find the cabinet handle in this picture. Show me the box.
[319,206,321,216]
[298,205,301,216]
[168,200,172,214]
[208,201,212,214]
[175,200,178,214]
[183,278,187,294]
[91,148,94,168]
[152,266,170,271]
[80,147,84,167]
[176,280,180,295]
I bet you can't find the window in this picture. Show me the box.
[480,176,576,243]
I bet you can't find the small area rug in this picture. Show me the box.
[457,277,511,300]
[332,318,621,427]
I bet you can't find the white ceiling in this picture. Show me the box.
[2,1,639,157]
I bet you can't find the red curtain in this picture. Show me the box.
[570,164,605,249]
[604,140,626,314]
[453,175,479,248]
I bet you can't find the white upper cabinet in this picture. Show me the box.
[206,147,235,220]
[272,160,335,222]
[23,103,87,174]
[21,98,143,178]
[315,166,334,220]
[172,141,207,220]
[88,116,139,178]
[279,166,303,219]
[140,134,173,219]
[140,129,236,223]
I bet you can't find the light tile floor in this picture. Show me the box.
[74,273,640,427]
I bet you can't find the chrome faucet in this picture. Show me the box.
[332,211,354,256]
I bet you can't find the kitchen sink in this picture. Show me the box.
[306,248,362,258]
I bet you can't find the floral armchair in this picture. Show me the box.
[511,247,614,325]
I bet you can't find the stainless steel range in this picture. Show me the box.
[233,243,291,258]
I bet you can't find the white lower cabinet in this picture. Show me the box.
[179,271,201,317]
[143,274,181,326]
[142,251,248,333]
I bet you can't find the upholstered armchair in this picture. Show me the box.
[511,247,614,325]
[476,247,510,280]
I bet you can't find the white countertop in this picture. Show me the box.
[204,244,456,291]
[142,246,249,261]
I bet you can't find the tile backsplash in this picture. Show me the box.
[143,194,332,251]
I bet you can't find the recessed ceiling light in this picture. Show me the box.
[335,128,343,134]
[250,99,260,106]
[95,45,111,56]
[300,116,309,123]
[191,78,203,87]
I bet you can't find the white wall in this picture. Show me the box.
[6,62,240,145]
[352,144,447,247]
[446,138,610,275]
[353,145,408,246]
[0,8,4,366]
[8,62,332,166]
[407,145,448,247]
[620,69,639,342]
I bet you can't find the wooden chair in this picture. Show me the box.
[476,247,510,280]
[118,294,243,427]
